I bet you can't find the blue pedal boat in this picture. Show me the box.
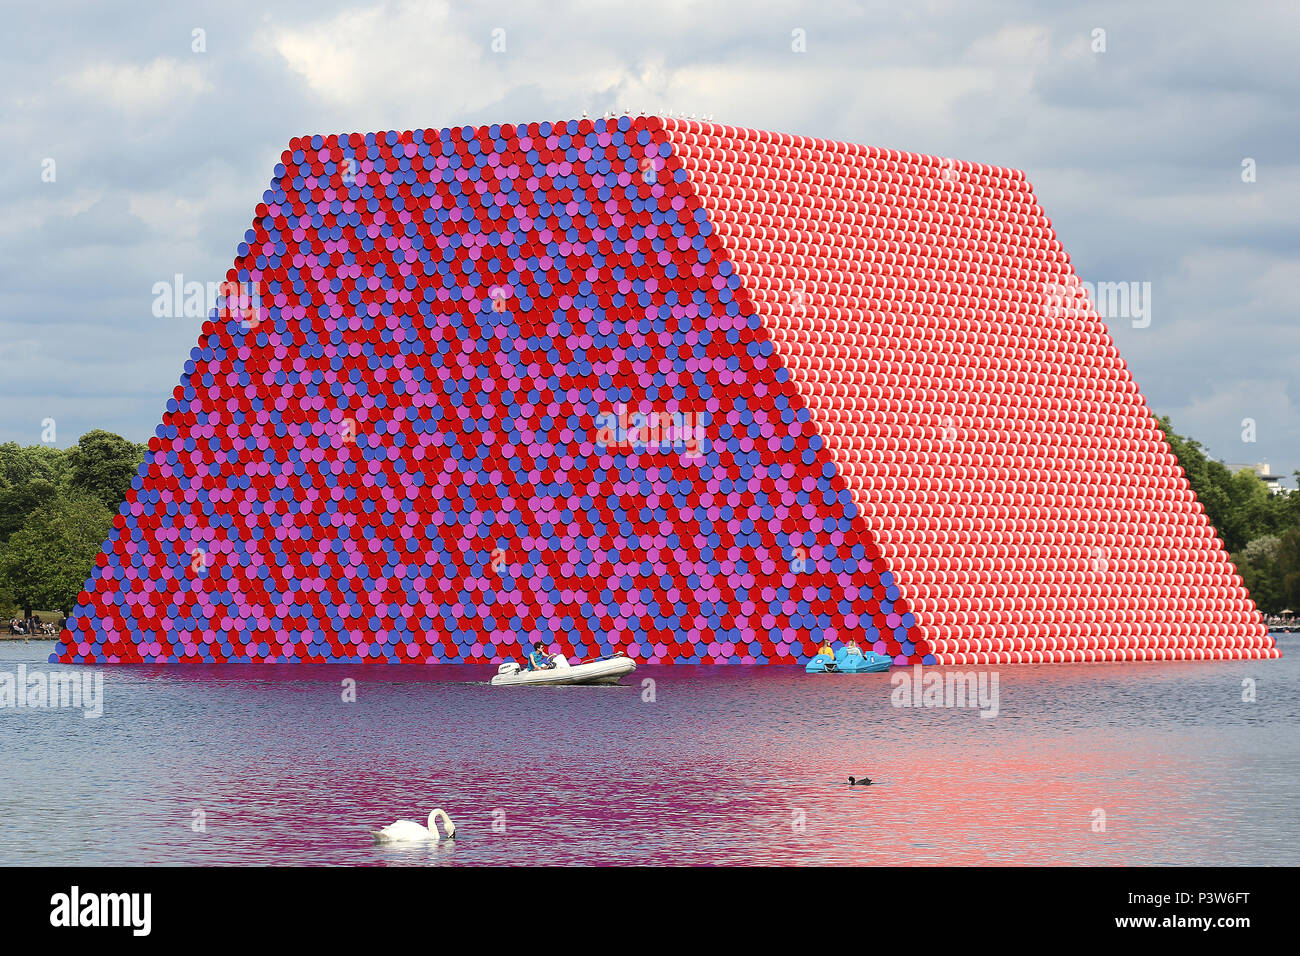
[805,645,893,674]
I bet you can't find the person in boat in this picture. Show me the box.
[817,638,835,658]
[526,642,554,671]
[844,637,861,655]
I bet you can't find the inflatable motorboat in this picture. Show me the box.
[491,653,636,687]
[805,645,893,674]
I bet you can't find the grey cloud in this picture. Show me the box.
[0,0,1295,483]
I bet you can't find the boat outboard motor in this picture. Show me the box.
[497,661,522,677]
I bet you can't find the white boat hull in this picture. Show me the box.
[490,654,637,687]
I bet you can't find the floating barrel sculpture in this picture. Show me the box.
[51,117,1279,666]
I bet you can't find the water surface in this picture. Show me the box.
[1,637,1295,865]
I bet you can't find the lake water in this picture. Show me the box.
[1,636,1296,866]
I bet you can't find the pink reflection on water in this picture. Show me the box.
[109,659,1290,865]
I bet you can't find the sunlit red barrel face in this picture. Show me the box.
[51,117,1276,667]
[665,121,1273,666]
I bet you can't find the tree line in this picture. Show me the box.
[1156,417,1300,614]
[0,421,1296,623]
[0,431,146,619]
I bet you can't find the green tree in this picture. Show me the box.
[1155,415,1286,552]
[0,441,67,491]
[1233,535,1283,613]
[0,581,17,619]
[1156,415,1300,617]
[0,478,59,544]
[1275,527,1300,612]
[65,429,146,512]
[1218,466,1281,552]
[0,493,112,616]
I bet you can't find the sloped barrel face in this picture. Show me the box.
[52,117,1276,667]
[665,120,1275,665]
[53,117,915,666]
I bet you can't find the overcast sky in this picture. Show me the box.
[2,0,1296,481]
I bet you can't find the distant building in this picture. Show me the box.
[1224,462,1289,495]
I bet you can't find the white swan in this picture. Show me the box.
[371,808,456,843]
